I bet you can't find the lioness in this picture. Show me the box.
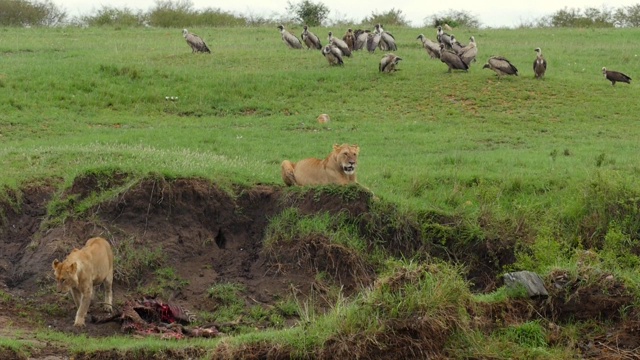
[52,237,114,327]
[281,143,359,186]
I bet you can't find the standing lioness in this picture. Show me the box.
[52,237,114,327]
[281,144,360,186]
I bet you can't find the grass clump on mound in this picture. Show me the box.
[319,260,471,359]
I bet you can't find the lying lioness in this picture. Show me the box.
[281,143,359,186]
[52,237,114,327]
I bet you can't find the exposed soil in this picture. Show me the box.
[0,175,637,359]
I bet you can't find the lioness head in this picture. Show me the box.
[52,259,79,293]
[333,143,359,175]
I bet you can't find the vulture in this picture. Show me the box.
[533,48,547,79]
[375,24,397,51]
[417,34,440,59]
[328,31,352,57]
[367,32,381,53]
[437,25,452,49]
[301,25,322,50]
[483,56,519,77]
[277,25,302,49]
[449,35,464,54]
[459,36,477,66]
[322,44,344,66]
[439,43,468,73]
[182,29,210,53]
[353,29,370,51]
[602,67,631,86]
[379,53,402,73]
[342,28,355,51]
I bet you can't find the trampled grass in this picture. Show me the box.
[2,25,640,357]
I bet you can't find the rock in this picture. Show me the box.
[503,271,549,298]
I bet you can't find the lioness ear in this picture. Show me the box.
[52,259,60,270]
[69,262,77,273]
[333,143,340,151]
[353,145,360,154]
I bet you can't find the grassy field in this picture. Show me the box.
[2,26,639,212]
[1,25,640,358]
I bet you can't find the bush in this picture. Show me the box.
[361,8,409,27]
[425,9,480,28]
[547,6,614,27]
[148,0,196,28]
[195,8,247,27]
[80,6,146,27]
[148,0,246,27]
[286,0,329,26]
[614,4,640,27]
[0,0,66,26]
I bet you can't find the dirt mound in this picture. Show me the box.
[0,176,380,337]
[1,175,638,359]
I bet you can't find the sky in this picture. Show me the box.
[55,0,635,28]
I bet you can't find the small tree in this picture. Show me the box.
[614,4,640,27]
[425,9,480,28]
[148,0,195,27]
[362,8,409,27]
[80,6,146,27]
[0,0,66,26]
[549,6,614,27]
[286,0,329,26]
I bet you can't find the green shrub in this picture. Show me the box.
[361,8,409,27]
[80,6,146,27]
[425,9,481,28]
[0,0,66,26]
[286,0,329,26]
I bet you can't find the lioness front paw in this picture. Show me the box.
[73,320,86,327]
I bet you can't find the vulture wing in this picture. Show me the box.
[186,33,210,53]
[490,56,518,75]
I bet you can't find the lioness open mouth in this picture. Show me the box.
[343,165,356,174]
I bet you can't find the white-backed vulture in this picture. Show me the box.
[602,67,631,85]
[533,48,547,79]
[182,29,210,53]
[367,32,381,53]
[437,25,452,49]
[328,31,352,57]
[375,24,397,51]
[354,29,370,51]
[342,28,355,51]
[277,25,302,49]
[459,36,477,66]
[483,56,519,77]
[417,34,440,59]
[322,44,344,66]
[301,25,322,50]
[449,35,464,54]
[379,53,402,73]
[439,43,468,73]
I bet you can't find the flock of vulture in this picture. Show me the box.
[181,26,632,85]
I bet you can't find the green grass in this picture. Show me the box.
[2,27,639,215]
[2,25,640,358]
